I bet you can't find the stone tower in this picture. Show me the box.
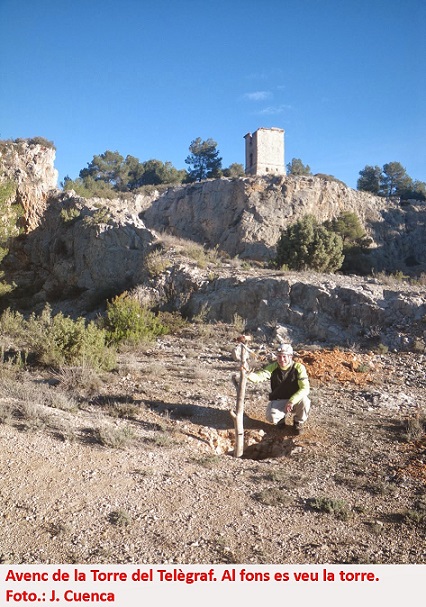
[244,127,285,176]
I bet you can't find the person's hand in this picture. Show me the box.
[285,402,294,414]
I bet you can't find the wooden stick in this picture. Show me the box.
[230,343,249,457]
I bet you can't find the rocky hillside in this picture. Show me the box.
[143,176,381,260]
[1,141,425,353]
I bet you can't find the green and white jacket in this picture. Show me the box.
[247,361,310,405]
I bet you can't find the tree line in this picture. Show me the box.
[356,162,425,200]
[64,141,425,202]
[287,158,425,201]
[62,139,245,197]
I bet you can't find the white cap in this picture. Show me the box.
[276,344,294,355]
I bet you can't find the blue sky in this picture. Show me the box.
[1,0,425,189]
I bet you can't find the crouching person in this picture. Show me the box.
[247,343,311,435]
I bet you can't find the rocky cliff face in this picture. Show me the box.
[142,175,426,275]
[3,188,424,351]
[144,176,376,260]
[0,139,58,231]
[2,191,156,315]
[124,255,425,351]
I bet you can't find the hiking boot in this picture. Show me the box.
[293,422,304,435]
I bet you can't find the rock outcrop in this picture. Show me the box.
[142,175,426,275]
[126,257,424,351]
[0,139,58,231]
[178,267,426,350]
[2,191,156,315]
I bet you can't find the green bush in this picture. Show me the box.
[306,496,350,520]
[0,180,22,261]
[104,293,168,346]
[27,137,56,149]
[0,308,27,344]
[0,180,17,205]
[157,311,189,334]
[314,173,347,186]
[144,249,171,277]
[276,214,344,273]
[83,208,112,226]
[33,308,116,370]
[62,176,117,199]
[0,181,22,296]
[10,137,55,149]
[0,306,116,370]
[60,207,81,223]
[326,212,365,243]
[325,212,372,274]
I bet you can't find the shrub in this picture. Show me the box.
[62,176,117,199]
[83,208,112,226]
[404,413,425,442]
[375,343,389,354]
[93,424,135,449]
[104,292,168,346]
[144,249,171,277]
[326,211,366,244]
[157,311,189,334]
[276,214,344,273]
[403,498,426,526]
[326,211,373,275]
[39,312,115,370]
[181,242,221,268]
[0,180,22,261]
[108,509,132,526]
[60,207,81,223]
[314,173,347,186]
[306,496,350,520]
[0,308,27,342]
[0,305,116,371]
[27,136,56,149]
[0,180,17,205]
[10,137,55,149]
[0,180,23,295]
[51,366,103,398]
[254,488,292,507]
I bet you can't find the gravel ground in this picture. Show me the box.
[0,324,425,565]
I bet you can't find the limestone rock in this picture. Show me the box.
[2,191,156,315]
[142,175,426,275]
[175,267,426,351]
[0,139,58,231]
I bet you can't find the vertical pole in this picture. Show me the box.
[232,343,248,457]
